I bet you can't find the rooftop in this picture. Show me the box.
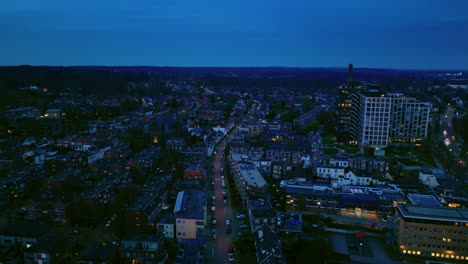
[174,190,206,220]
[128,191,160,211]
[237,164,267,188]
[0,222,49,237]
[253,224,286,264]
[277,212,303,233]
[407,194,442,207]
[397,203,468,222]
[159,213,176,225]
[175,238,206,264]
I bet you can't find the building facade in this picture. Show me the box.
[173,190,206,239]
[396,204,468,261]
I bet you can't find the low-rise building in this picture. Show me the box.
[120,234,163,263]
[158,213,176,239]
[183,166,207,180]
[248,198,277,231]
[316,166,345,179]
[282,180,405,217]
[0,223,49,248]
[233,164,268,201]
[126,177,169,230]
[253,224,286,264]
[174,190,206,239]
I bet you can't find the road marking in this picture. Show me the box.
[212,247,215,256]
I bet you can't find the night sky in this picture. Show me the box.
[1,0,468,69]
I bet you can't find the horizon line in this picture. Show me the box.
[1,64,467,72]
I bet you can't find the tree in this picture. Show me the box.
[301,96,312,112]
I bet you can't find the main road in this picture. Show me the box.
[214,141,229,263]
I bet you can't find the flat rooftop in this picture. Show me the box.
[397,203,468,222]
[237,164,267,188]
[174,190,206,220]
[407,193,442,207]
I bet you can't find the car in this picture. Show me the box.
[224,199,228,205]
[236,213,245,219]
[226,225,232,234]
[228,253,235,262]
[226,219,231,225]
[240,223,249,229]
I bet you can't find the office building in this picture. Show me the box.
[396,203,468,261]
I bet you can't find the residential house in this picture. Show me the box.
[184,166,207,180]
[248,198,277,231]
[167,138,186,151]
[120,234,163,263]
[271,161,292,179]
[174,239,206,264]
[24,236,66,264]
[0,223,49,248]
[316,165,345,179]
[157,213,176,239]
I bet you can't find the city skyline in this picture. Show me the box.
[1,1,468,69]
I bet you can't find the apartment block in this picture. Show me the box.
[174,190,206,239]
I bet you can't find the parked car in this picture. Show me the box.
[228,253,235,262]
[240,223,249,229]
[236,213,245,219]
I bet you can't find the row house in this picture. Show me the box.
[248,197,277,232]
[333,171,386,187]
[21,199,69,223]
[184,166,207,180]
[316,166,345,179]
[120,234,163,263]
[233,164,268,202]
[0,223,49,248]
[167,138,186,151]
[126,177,169,230]
[157,213,176,239]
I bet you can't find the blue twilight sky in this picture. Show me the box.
[1,0,468,69]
